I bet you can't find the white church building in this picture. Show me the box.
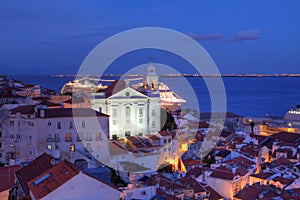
[90,64,161,139]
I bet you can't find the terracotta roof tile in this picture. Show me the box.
[0,165,22,192]
[234,185,265,200]
[250,172,275,179]
[28,161,79,199]
[204,185,224,200]
[15,153,54,196]
[41,108,109,118]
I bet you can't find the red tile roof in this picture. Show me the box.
[210,166,248,180]
[159,130,171,137]
[186,166,203,178]
[272,176,294,186]
[41,108,109,118]
[28,161,79,199]
[222,156,255,169]
[10,105,35,115]
[204,185,224,200]
[15,153,54,196]
[182,158,200,168]
[179,176,206,193]
[234,185,265,200]
[0,165,22,192]
[97,80,126,97]
[271,131,300,144]
[250,172,275,179]
[270,157,295,167]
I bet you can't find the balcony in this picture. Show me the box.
[85,137,93,141]
[54,138,60,142]
[65,137,73,142]
[46,138,54,142]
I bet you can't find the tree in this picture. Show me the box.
[250,121,255,134]
[161,108,177,130]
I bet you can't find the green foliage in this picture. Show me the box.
[161,109,177,130]
[109,167,127,187]
[157,163,174,173]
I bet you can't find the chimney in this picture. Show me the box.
[202,169,206,182]
[232,166,237,174]
[40,109,45,118]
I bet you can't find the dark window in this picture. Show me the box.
[57,122,62,129]
[112,134,118,140]
[69,121,73,129]
[125,131,131,137]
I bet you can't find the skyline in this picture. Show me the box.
[1,0,300,74]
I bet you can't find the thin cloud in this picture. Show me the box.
[185,30,260,43]
[226,29,261,42]
[187,32,224,41]
[70,26,126,39]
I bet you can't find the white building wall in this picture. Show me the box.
[0,110,109,164]
[39,173,121,200]
[91,87,161,139]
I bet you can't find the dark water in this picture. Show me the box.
[6,75,300,117]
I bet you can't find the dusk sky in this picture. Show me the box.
[1,0,300,74]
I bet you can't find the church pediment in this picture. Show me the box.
[108,87,148,99]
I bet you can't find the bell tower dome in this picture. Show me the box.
[145,58,159,90]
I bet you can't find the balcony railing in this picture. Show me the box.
[85,137,93,141]
[46,138,54,142]
[65,138,73,142]
[54,138,60,142]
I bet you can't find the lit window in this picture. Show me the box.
[65,133,71,141]
[70,144,75,152]
[47,144,52,150]
[96,133,102,140]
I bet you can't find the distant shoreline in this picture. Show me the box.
[49,74,300,78]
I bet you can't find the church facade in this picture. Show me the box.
[90,64,161,139]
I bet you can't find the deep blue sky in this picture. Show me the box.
[1,0,300,74]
